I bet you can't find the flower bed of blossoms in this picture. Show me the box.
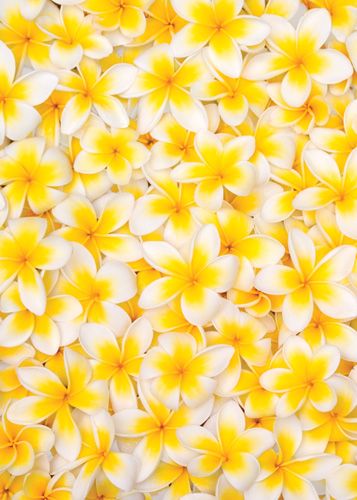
[0,0,357,498]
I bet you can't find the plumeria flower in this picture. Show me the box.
[123,44,209,133]
[260,335,340,417]
[172,132,256,210]
[0,40,57,144]
[55,243,137,330]
[267,81,330,135]
[255,229,357,332]
[192,52,269,126]
[299,375,357,454]
[294,148,357,239]
[0,0,53,71]
[7,348,109,462]
[73,125,150,185]
[35,90,73,146]
[19,0,85,20]
[0,281,82,355]
[139,224,238,325]
[234,363,279,418]
[58,58,137,134]
[243,9,353,107]
[177,400,274,491]
[208,300,271,395]
[0,217,71,315]
[59,410,138,499]
[140,332,234,409]
[37,5,112,69]
[132,0,186,45]
[0,137,72,218]
[129,167,198,247]
[245,415,341,500]
[149,113,198,170]
[171,0,270,77]
[53,192,142,265]
[80,317,153,411]
[15,470,74,500]
[82,0,150,37]
[0,471,23,498]
[310,99,357,160]
[194,207,285,289]
[0,404,54,476]
[114,380,213,481]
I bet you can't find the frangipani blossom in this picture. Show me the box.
[172,132,256,211]
[124,44,209,133]
[7,348,109,462]
[140,332,234,408]
[0,40,58,145]
[246,415,341,500]
[139,224,238,325]
[38,5,112,69]
[0,282,82,355]
[171,0,270,77]
[80,317,153,410]
[177,400,274,491]
[209,300,271,395]
[55,243,137,330]
[0,217,71,315]
[74,125,150,185]
[53,192,142,265]
[0,137,72,217]
[327,463,357,499]
[244,8,353,107]
[15,470,74,500]
[129,167,198,247]
[255,229,357,331]
[114,380,213,481]
[0,404,54,476]
[60,410,138,499]
[294,148,357,239]
[260,336,340,417]
[58,58,137,134]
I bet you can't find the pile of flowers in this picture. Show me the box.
[0,0,357,498]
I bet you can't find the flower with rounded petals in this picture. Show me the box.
[244,0,300,18]
[0,404,54,476]
[53,192,141,265]
[209,301,271,395]
[178,400,274,491]
[82,0,150,37]
[0,137,72,218]
[80,317,153,411]
[246,415,341,500]
[114,380,213,482]
[16,470,74,500]
[61,410,138,499]
[244,9,353,107]
[74,125,150,185]
[130,167,198,247]
[139,224,238,326]
[124,44,209,133]
[7,348,109,462]
[260,336,340,417]
[58,58,137,134]
[171,0,270,77]
[294,148,357,239]
[140,332,234,409]
[55,243,137,330]
[0,282,82,355]
[172,132,256,211]
[255,229,357,332]
[0,40,57,145]
[0,217,71,315]
[38,5,112,69]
